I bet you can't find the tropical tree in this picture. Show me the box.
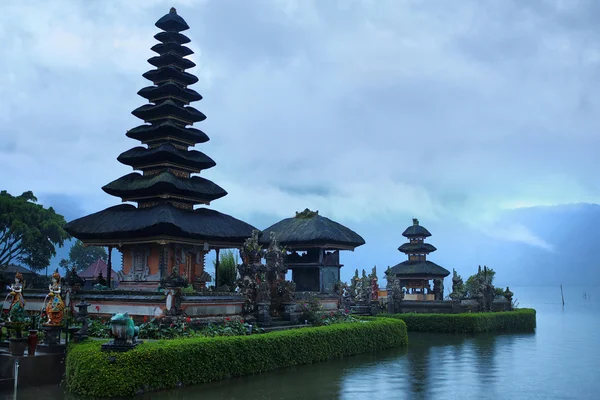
[464,267,496,298]
[213,250,238,289]
[59,240,108,272]
[0,190,70,271]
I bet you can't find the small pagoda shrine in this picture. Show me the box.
[261,209,365,293]
[387,218,449,301]
[65,8,257,290]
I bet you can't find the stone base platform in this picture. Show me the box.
[21,290,245,319]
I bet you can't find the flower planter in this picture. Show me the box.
[9,337,28,357]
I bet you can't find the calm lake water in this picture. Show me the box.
[6,286,600,400]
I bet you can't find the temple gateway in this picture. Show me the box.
[261,209,365,293]
[386,218,450,301]
[64,8,257,290]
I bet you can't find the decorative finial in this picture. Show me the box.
[412,218,419,226]
[170,7,177,14]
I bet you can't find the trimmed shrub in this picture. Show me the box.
[66,319,407,397]
[374,308,536,334]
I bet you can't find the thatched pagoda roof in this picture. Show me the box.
[102,171,227,204]
[64,203,257,246]
[388,260,450,278]
[398,242,437,254]
[260,209,365,250]
[402,218,432,238]
[117,143,216,173]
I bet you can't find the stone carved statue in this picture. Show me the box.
[112,314,137,340]
[256,274,271,304]
[6,272,27,323]
[45,269,65,326]
[65,267,85,288]
[265,232,287,277]
[92,271,109,291]
[349,269,360,301]
[101,312,141,352]
[237,230,296,319]
[450,269,464,300]
[370,266,379,301]
[361,269,372,304]
[239,230,264,265]
[504,286,513,303]
[481,266,495,312]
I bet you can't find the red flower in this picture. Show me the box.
[170,323,174,328]
[225,317,230,321]
[95,305,100,311]
[143,316,148,323]
[186,317,191,323]
[322,315,326,319]
[241,319,245,323]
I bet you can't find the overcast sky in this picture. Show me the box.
[1,0,598,282]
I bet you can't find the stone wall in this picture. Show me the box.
[15,290,244,318]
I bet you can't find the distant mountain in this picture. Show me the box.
[436,203,600,288]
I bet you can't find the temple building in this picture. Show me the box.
[64,8,257,290]
[261,209,365,293]
[387,218,449,301]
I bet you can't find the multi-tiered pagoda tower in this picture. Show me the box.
[387,218,449,301]
[65,8,257,290]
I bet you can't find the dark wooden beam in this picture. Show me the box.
[106,245,113,288]
[214,248,220,289]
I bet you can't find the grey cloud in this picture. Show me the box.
[1,0,600,280]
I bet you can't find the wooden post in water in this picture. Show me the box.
[560,284,565,306]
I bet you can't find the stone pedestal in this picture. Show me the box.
[41,326,62,346]
[370,301,381,316]
[74,299,90,343]
[38,325,65,354]
[256,302,272,326]
[283,303,299,323]
[101,338,142,353]
[387,299,396,314]
[451,299,462,313]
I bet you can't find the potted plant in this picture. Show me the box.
[8,322,29,356]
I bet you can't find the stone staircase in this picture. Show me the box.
[350,305,373,316]
[259,316,308,333]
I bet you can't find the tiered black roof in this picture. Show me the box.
[115,6,218,207]
[261,209,366,249]
[65,203,256,244]
[117,143,215,173]
[402,218,432,238]
[64,8,257,245]
[389,218,449,278]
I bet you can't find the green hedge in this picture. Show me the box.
[374,308,536,334]
[66,319,407,397]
